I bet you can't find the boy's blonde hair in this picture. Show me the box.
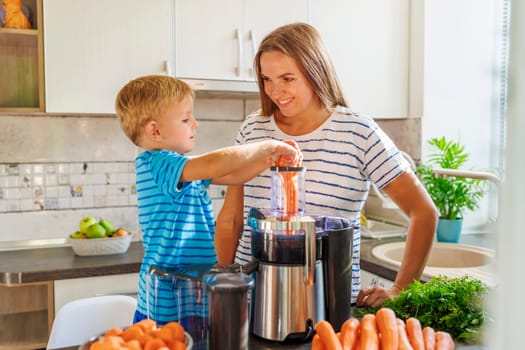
[115,75,194,146]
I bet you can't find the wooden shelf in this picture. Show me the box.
[0,30,37,48]
[0,27,39,35]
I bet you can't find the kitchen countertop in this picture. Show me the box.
[1,238,400,285]
[0,233,494,285]
[0,241,144,285]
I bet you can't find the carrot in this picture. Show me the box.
[277,139,302,217]
[406,317,425,350]
[422,327,436,350]
[144,337,168,350]
[121,325,144,342]
[396,318,414,350]
[123,339,142,350]
[360,314,379,350]
[103,327,124,337]
[170,340,187,350]
[435,331,455,350]
[164,321,185,342]
[314,320,343,350]
[312,334,327,350]
[135,318,157,332]
[375,308,398,350]
[340,317,360,350]
[354,332,361,350]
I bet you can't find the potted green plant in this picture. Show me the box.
[416,137,486,242]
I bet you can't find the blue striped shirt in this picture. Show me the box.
[135,150,217,323]
[234,106,409,302]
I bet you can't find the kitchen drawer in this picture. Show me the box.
[0,281,53,350]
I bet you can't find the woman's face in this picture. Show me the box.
[156,94,199,154]
[260,51,318,119]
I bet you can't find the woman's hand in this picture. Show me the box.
[356,285,402,308]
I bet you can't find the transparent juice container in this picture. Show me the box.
[146,264,211,350]
[270,166,306,216]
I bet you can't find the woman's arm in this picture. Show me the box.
[357,170,439,307]
[215,185,245,266]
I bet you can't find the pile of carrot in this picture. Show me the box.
[277,140,302,217]
[89,319,188,350]
[312,308,455,350]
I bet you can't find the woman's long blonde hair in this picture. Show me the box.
[254,22,349,116]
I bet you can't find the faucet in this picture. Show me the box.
[432,168,502,233]
[431,168,502,188]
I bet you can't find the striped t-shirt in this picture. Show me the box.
[135,150,217,323]
[234,105,409,303]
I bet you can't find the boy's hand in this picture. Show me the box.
[269,140,303,166]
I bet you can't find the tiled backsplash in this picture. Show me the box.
[0,162,136,213]
[0,160,228,214]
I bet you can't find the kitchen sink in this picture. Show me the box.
[371,241,497,286]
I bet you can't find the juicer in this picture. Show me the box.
[246,166,356,342]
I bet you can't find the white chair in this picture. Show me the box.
[46,294,137,349]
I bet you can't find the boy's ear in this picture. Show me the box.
[143,120,162,141]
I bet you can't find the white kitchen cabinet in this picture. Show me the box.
[54,273,139,314]
[43,0,174,114]
[361,270,394,289]
[310,0,417,119]
[174,0,309,82]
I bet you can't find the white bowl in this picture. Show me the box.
[69,234,133,256]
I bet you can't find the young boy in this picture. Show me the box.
[115,75,301,327]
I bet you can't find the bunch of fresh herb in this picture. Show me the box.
[354,275,490,343]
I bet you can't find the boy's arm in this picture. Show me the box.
[180,140,300,183]
[211,158,268,185]
[215,185,244,266]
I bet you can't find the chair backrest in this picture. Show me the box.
[46,294,137,349]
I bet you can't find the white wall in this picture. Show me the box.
[422,0,504,229]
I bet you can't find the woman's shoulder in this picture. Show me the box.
[330,106,379,132]
[333,105,376,124]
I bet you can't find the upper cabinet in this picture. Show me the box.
[43,0,175,114]
[0,0,44,112]
[14,0,417,117]
[310,0,418,119]
[174,0,309,82]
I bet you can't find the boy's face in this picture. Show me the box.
[155,95,198,154]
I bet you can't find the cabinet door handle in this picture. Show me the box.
[164,60,172,76]
[248,29,257,78]
[235,28,242,77]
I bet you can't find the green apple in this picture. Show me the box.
[85,223,107,239]
[79,216,98,233]
[99,219,115,235]
[70,231,85,239]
